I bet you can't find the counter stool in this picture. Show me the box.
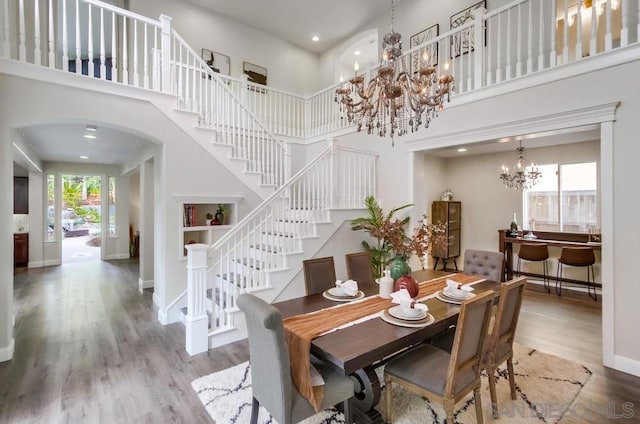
[556,246,597,301]
[517,243,550,293]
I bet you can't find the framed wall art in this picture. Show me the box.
[201,49,230,76]
[243,62,267,86]
[450,0,486,58]
[410,23,439,73]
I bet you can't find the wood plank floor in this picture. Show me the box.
[1,260,639,423]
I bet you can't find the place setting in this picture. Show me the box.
[380,289,435,328]
[322,279,365,302]
[435,279,476,304]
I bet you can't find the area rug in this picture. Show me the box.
[192,344,592,424]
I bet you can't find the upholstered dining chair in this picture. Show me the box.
[345,252,375,285]
[384,290,496,424]
[237,294,354,424]
[463,249,505,282]
[303,256,336,295]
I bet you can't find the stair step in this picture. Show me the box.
[234,257,265,270]
[249,243,281,253]
[262,231,296,238]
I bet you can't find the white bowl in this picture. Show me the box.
[445,287,471,299]
[400,305,423,317]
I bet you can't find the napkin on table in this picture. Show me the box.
[335,279,358,296]
[446,278,475,292]
[390,289,428,311]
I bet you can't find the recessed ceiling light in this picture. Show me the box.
[86,125,97,132]
[457,148,468,152]
[312,35,319,42]
[84,134,96,139]
[80,155,89,159]
[354,50,361,56]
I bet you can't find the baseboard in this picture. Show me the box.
[138,278,154,292]
[105,253,131,260]
[27,261,44,268]
[612,354,640,378]
[43,259,60,267]
[0,339,15,362]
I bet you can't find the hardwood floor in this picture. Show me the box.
[1,261,639,423]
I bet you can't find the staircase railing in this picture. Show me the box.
[184,142,377,355]
[169,31,289,187]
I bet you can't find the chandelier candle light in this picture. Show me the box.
[335,0,453,144]
[499,140,542,190]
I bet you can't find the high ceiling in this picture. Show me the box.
[183,0,404,54]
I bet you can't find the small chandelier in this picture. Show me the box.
[334,0,453,143]
[499,140,542,190]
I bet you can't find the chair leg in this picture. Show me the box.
[385,373,393,423]
[588,265,598,302]
[506,358,517,400]
[443,398,455,424]
[556,263,562,296]
[474,386,484,424]
[487,365,499,418]
[250,397,259,424]
[543,260,550,293]
[342,399,352,424]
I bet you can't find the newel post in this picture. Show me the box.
[159,14,172,94]
[472,7,486,90]
[185,243,209,355]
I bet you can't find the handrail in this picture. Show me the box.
[81,0,162,26]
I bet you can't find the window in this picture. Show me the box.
[46,174,56,241]
[523,162,598,233]
[108,176,116,237]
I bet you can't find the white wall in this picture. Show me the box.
[128,0,323,93]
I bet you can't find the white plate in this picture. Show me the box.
[322,290,365,302]
[328,287,359,297]
[443,288,473,300]
[388,305,427,321]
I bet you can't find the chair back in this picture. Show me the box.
[345,252,375,285]
[303,256,336,295]
[237,294,293,424]
[559,246,596,267]
[487,277,527,364]
[518,243,549,261]
[444,290,495,398]
[463,249,505,282]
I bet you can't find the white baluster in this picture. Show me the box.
[133,20,138,86]
[159,15,172,94]
[496,13,502,83]
[506,8,512,80]
[562,0,569,63]
[2,0,9,59]
[591,0,598,56]
[605,0,613,51]
[516,4,522,77]
[122,17,128,83]
[34,0,41,65]
[466,27,472,90]
[111,11,117,82]
[638,0,640,44]
[185,243,209,356]
[538,0,545,71]
[550,0,557,67]
[18,0,26,61]
[152,26,158,89]
[486,15,493,84]
[48,0,54,67]
[576,0,583,59]
[87,4,93,77]
[143,23,148,88]
[74,0,80,73]
[526,1,533,73]
[62,0,68,70]
[99,8,105,79]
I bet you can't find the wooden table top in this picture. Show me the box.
[273,270,500,375]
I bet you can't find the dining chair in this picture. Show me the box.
[517,243,550,292]
[463,249,505,282]
[384,290,496,424]
[556,246,597,301]
[303,256,336,295]
[345,252,375,285]
[237,294,354,424]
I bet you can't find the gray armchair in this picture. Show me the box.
[463,249,505,282]
[237,294,354,424]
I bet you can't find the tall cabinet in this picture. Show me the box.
[431,201,461,271]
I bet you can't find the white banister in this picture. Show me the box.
[538,0,545,71]
[591,0,598,57]
[2,0,9,58]
[48,0,54,67]
[605,0,613,51]
[111,11,117,81]
[75,0,80,73]
[576,0,583,60]
[18,0,25,61]
[122,17,128,83]
[62,0,68,71]
[34,0,41,66]
[562,0,569,64]
[527,1,533,73]
[506,8,512,80]
[133,19,138,86]
[185,243,209,356]
[87,3,93,77]
[99,8,105,79]
[473,8,485,89]
[550,0,557,67]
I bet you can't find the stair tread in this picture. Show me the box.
[249,244,281,253]
[234,257,264,270]
[262,231,296,238]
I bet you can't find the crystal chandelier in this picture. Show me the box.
[334,0,453,143]
[499,140,542,190]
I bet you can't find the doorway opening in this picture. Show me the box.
[61,174,102,263]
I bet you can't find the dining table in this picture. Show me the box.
[273,269,501,424]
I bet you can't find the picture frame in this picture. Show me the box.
[449,0,486,59]
[410,23,439,73]
[201,49,230,77]
[243,61,267,86]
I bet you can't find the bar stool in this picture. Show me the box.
[517,243,550,292]
[556,246,597,301]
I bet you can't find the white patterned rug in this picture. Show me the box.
[192,344,592,424]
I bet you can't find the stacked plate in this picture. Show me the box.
[322,287,365,302]
[436,287,476,304]
[380,305,434,328]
